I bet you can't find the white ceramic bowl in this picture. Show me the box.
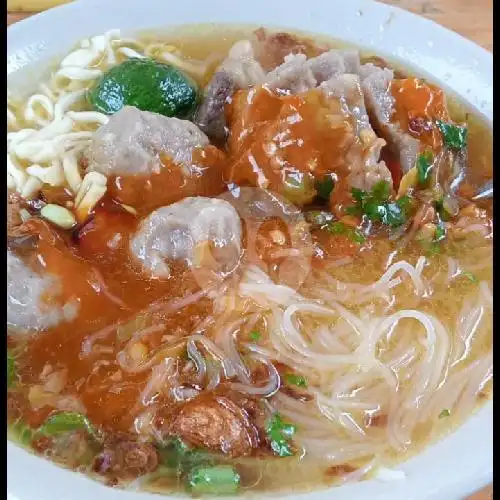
[7,1,493,499]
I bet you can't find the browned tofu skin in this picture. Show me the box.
[169,394,260,457]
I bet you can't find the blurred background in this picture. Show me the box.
[6,0,493,499]
[380,0,492,51]
[5,0,494,51]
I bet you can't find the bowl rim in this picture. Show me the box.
[7,1,493,500]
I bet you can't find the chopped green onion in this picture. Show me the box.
[12,421,34,447]
[436,120,468,150]
[157,437,190,468]
[370,180,391,203]
[395,194,412,210]
[416,151,434,185]
[438,409,451,419]
[462,271,478,283]
[182,448,215,471]
[144,465,179,483]
[351,186,366,204]
[285,373,307,388]
[419,222,446,256]
[315,175,335,201]
[266,413,296,457]
[326,222,366,244]
[38,411,96,437]
[346,181,410,228]
[434,197,445,219]
[434,221,446,242]
[187,465,240,495]
[434,196,458,222]
[431,220,447,252]
[382,198,410,227]
[158,437,214,472]
[7,351,15,389]
[282,172,316,206]
[249,330,261,342]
